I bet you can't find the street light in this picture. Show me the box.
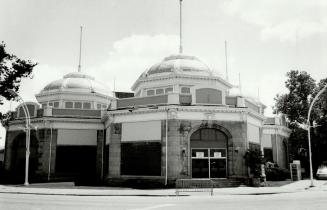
[307,82,327,187]
[8,89,31,186]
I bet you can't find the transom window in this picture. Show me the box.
[83,102,91,109]
[146,86,173,96]
[74,102,82,109]
[65,102,73,109]
[181,87,191,94]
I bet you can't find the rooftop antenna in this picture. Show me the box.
[225,40,229,81]
[78,26,83,72]
[239,72,242,95]
[113,77,116,92]
[179,0,183,54]
[257,88,260,100]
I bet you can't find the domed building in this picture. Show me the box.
[3,0,291,185]
[102,53,290,186]
[3,71,115,184]
[3,53,291,186]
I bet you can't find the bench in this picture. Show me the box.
[175,179,214,196]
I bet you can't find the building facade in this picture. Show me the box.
[3,54,290,186]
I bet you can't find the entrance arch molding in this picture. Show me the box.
[186,122,233,178]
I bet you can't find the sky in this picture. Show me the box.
[1,0,327,148]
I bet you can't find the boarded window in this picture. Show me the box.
[195,88,222,104]
[122,121,161,142]
[121,142,161,176]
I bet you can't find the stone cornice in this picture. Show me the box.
[9,116,102,126]
[263,124,291,133]
[132,73,233,91]
[107,105,266,121]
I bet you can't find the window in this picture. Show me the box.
[53,102,59,108]
[97,104,102,110]
[102,105,107,109]
[264,148,273,162]
[83,102,91,109]
[181,87,191,94]
[74,102,82,109]
[42,104,47,108]
[156,89,164,95]
[121,142,161,176]
[65,102,73,109]
[48,102,53,107]
[147,89,155,96]
[165,87,173,94]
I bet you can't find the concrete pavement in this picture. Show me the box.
[0,180,326,196]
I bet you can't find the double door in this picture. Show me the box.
[191,148,227,178]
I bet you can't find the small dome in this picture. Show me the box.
[139,54,213,78]
[40,72,111,96]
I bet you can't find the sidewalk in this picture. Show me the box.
[0,180,326,196]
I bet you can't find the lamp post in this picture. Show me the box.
[8,90,31,186]
[307,83,327,187]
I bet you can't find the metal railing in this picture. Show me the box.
[175,179,214,196]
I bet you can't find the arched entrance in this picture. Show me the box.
[190,128,228,178]
[10,132,38,183]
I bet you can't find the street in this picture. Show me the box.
[0,189,327,210]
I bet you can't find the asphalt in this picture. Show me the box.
[0,180,326,196]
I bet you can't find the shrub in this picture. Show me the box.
[265,162,290,181]
[244,149,264,178]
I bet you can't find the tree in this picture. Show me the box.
[274,70,315,125]
[0,41,37,105]
[274,70,327,177]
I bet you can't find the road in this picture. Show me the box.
[0,190,326,210]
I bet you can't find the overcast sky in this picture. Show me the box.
[1,0,327,148]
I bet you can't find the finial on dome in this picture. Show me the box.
[78,26,83,72]
[179,0,183,54]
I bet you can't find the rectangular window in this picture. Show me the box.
[53,101,59,108]
[181,87,191,94]
[165,87,173,93]
[65,102,73,109]
[48,102,53,107]
[121,142,161,176]
[83,102,91,109]
[147,89,155,96]
[74,102,82,109]
[97,104,101,110]
[42,104,47,108]
[264,148,273,162]
[155,89,164,95]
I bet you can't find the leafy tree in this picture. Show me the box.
[274,70,327,176]
[274,70,315,125]
[0,41,37,105]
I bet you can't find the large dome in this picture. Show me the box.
[139,54,213,78]
[40,72,111,96]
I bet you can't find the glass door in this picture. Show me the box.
[192,148,227,178]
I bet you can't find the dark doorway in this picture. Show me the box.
[10,132,38,183]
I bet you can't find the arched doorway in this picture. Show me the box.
[10,132,38,183]
[190,128,228,178]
